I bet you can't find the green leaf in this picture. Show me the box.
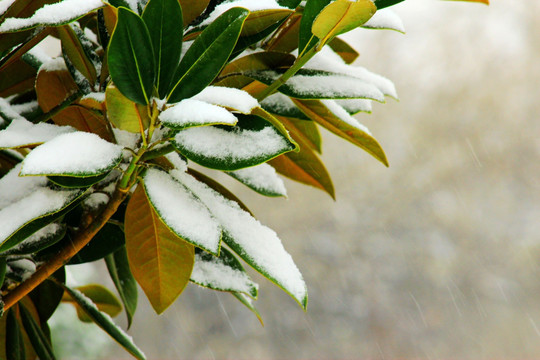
[105,246,138,328]
[5,310,25,360]
[0,257,6,287]
[62,285,146,360]
[142,0,183,97]
[48,172,110,189]
[173,113,296,171]
[125,185,195,314]
[373,0,406,9]
[18,305,56,360]
[68,223,125,264]
[106,84,150,133]
[142,168,222,254]
[56,24,98,86]
[29,268,66,323]
[232,292,263,325]
[168,8,249,102]
[191,248,258,298]
[246,69,385,101]
[108,7,155,104]
[298,0,330,55]
[294,99,388,166]
[277,0,301,8]
[312,0,376,49]
[63,284,122,322]
[2,223,66,256]
[220,51,296,79]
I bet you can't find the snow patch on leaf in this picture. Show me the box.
[228,163,287,197]
[0,118,75,149]
[193,86,259,114]
[201,0,288,26]
[161,99,237,129]
[363,9,405,33]
[321,100,372,135]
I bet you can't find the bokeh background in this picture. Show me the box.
[50,0,540,358]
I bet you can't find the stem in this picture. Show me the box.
[255,46,318,102]
[2,188,129,311]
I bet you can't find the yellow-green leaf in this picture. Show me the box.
[312,0,376,49]
[242,9,293,37]
[179,0,209,26]
[125,185,195,314]
[106,84,150,133]
[328,36,359,64]
[63,284,122,322]
[265,13,302,53]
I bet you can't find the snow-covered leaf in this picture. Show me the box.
[142,0,183,97]
[192,86,259,114]
[52,105,115,143]
[173,114,296,171]
[173,170,308,309]
[1,223,66,256]
[63,284,122,323]
[294,99,388,166]
[108,7,155,105]
[335,99,373,114]
[0,0,104,32]
[62,285,146,360]
[106,85,150,133]
[191,248,258,298]
[143,168,222,254]
[363,8,405,33]
[125,184,194,315]
[200,0,287,26]
[168,8,249,102]
[260,92,310,120]
[227,163,287,197]
[20,132,123,177]
[0,118,74,150]
[312,0,376,49]
[160,99,237,130]
[246,69,385,101]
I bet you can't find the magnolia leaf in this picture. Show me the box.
[179,0,210,26]
[143,168,222,255]
[328,37,359,64]
[56,24,98,86]
[260,92,310,120]
[35,66,79,113]
[247,69,385,101]
[142,0,183,97]
[20,132,123,177]
[227,163,287,197]
[312,0,376,49]
[18,304,56,360]
[168,8,249,102]
[299,0,330,55]
[62,285,146,360]
[220,51,296,79]
[28,268,66,323]
[52,105,114,143]
[160,99,237,130]
[48,172,110,188]
[108,7,155,105]
[0,58,36,98]
[0,118,75,150]
[232,292,264,325]
[336,98,372,114]
[294,99,388,166]
[0,28,50,72]
[2,223,66,256]
[192,86,259,114]
[373,0,406,9]
[105,246,138,328]
[191,247,258,298]
[125,184,195,314]
[68,223,125,264]
[173,114,296,171]
[63,284,122,322]
[277,0,301,8]
[105,84,150,133]
[173,170,308,309]
[280,115,322,153]
[242,9,292,37]
[5,310,26,360]
[265,12,302,53]
[363,8,405,33]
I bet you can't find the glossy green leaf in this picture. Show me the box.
[373,0,406,9]
[63,284,122,322]
[2,223,66,256]
[232,292,263,325]
[5,310,25,360]
[328,37,359,64]
[142,0,183,97]
[173,113,296,171]
[298,0,330,55]
[108,7,155,104]
[62,285,146,360]
[29,268,66,323]
[312,0,376,49]
[294,99,388,166]
[278,0,301,8]
[191,247,258,298]
[265,12,302,53]
[18,305,56,360]
[56,24,98,86]
[48,172,110,189]
[168,8,249,102]
[68,223,125,264]
[105,246,138,328]
[125,185,195,314]
[0,257,6,287]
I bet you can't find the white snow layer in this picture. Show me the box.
[363,9,405,33]
[335,98,372,114]
[0,0,104,32]
[0,118,75,149]
[321,100,372,135]
[0,0,16,16]
[192,86,259,114]
[260,92,299,114]
[39,57,68,73]
[304,46,398,99]
[0,98,25,122]
[172,170,307,305]
[0,164,47,209]
[191,253,257,296]
[174,125,289,163]
[144,169,222,254]
[201,0,288,26]
[228,163,287,196]
[20,132,123,176]
[160,99,237,129]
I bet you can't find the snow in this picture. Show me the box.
[160,99,237,129]
[304,47,398,99]
[172,170,307,305]
[20,132,123,176]
[112,128,140,149]
[27,47,53,65]
[191,253,258,296]
[201,0,288,26]
[0,164,48,209]
[8,222,64,253]
[0,98,25,122]
[8,259,37,281]
[39,57,68,73]
[0,0,104,32]
[174,125,290,165]
[260,92,302,116]
[363,9,405,33]
[81,92,105,103]
[0,118,75,149]
[9,101,39,116]
[335,99,373,114]
[165,153,188,172]
[192,86,259,114]
[228,163,287,197]
[0,0,16,16]
[143,168,222,254]
[321,100,372,135]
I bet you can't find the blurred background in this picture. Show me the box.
[51,0,540,358]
